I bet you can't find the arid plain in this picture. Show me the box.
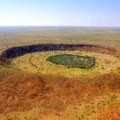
[0,27,120,120]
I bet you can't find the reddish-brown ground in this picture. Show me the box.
[0,44,120,120]
[0,70,120,119]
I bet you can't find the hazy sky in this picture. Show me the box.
[0,0,120,27]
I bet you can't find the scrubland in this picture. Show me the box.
[0,27,120,120]
[0,27,120,49]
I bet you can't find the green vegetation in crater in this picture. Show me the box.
[46,54,95,68]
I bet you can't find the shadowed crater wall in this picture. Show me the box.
[0,44,118,65]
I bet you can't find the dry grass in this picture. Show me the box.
[0,27,120,49]
[10,51,120,77]
[0,72,120,120]
[0,27,120,120]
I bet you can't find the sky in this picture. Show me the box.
[0,0,120,27]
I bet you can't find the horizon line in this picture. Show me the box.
[0,25,120,28]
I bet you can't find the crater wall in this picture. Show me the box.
[0,44,118,64]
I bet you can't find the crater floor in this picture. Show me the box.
[10,50,120,77]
